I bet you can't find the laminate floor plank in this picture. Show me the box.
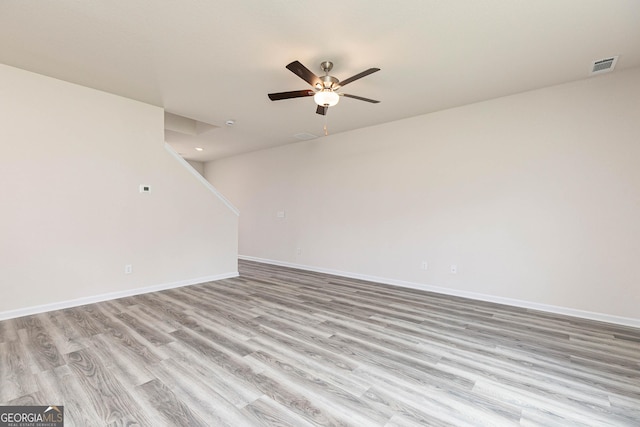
[569,333,640,356]
[136,378,208,426]
[440,356,612,413]
[16,314,64,372]
[4,390,47,406]
[245,333,372,396]
[1,259,639,426]
[318,317,439,361]
[438,345,626,406]
[241,396,318,427]
[44,311,89,354]
[88,334,156,388]
[81,305,165,361]
[363,386,471,427]
[609,394,640,421]
[145,357,260,426]
[172,310,256,357]
[129,292,197,330]
[0,319,19,342]
[248,368,359,427]
[368,314,503,359]
[353,356,522,424]
[125,304,179,335]
[495,345,640,398]
[384,413,442,427]
[253,314,336,345]
[64,348,153,426]
[35,365,105,427]
[169,287,263,339]
[113,311,174,347]
[132,302,184,333]
[247,349,391,426]
[185,306,260,342]
[318,333,472,392]
[362,382,500,427]
[62,306,104,337]
[251,323,359,373]
[473,379,630,427]
[0,339,38,402]
[251,304,328,332]
[159,341,263,408]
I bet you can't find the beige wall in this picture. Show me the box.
[0,64,238,317]
[207,68,640,323]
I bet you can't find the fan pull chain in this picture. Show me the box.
[324,114,329,136]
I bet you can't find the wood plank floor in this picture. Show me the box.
[1,260,639,426]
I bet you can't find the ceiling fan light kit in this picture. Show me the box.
[314,89,340,107]
[268,60,380,116]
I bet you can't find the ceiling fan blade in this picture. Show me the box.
[286,61,321,87]
[316,105,328,115]
[337,68,380,88]
[342,93,380,103]
[268,90,314,101]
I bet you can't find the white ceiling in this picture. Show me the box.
[2,1,639,162]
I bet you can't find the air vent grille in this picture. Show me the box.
[590,56,618,75]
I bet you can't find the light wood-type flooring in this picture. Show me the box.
[1,260,639,426]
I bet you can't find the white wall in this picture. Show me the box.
[186,160,205,176]
[206,68,640,324]
[0,64,238,317]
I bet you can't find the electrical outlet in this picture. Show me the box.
[420,261,428,270]
[450,264,457,274]
[125,264,133,274]
[296,247,302,255]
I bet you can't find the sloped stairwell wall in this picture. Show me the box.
[0,64,238,318]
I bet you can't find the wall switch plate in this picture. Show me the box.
[296,247,302,255]
[450,264,457,274]
[420,261,428,270]
[125,264,133,274]
[276,210,286,218]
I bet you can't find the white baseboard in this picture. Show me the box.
[239,255,640,329]
[0,271,239,321]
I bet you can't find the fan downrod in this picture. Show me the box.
[320,61,334,73]
[318,61,339,89]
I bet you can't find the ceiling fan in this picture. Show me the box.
[268,60,380,115]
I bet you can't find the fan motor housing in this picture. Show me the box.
[320,74,339,89]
